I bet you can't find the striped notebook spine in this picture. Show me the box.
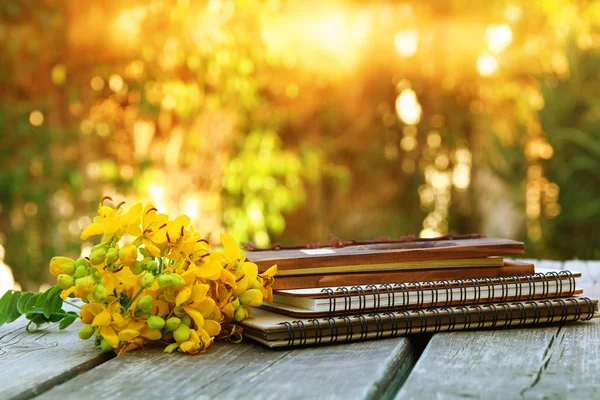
[318,271,577,314]
[277,297,595,347]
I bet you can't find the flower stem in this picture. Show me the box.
[63,300,82,309]
[127,287,145,309]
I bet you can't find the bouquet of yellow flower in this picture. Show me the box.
[0,197,277,355]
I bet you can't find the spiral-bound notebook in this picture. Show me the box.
[265,269,582,317]
[242,297,598,348]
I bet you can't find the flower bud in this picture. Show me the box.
[180,315,191,327]
[78,325,95,340]
[234,306,249,322]
[100,338,113,352]
[145,260,158,272]
[91,243,107,253]
[173,324,191,343]
[147,316,165,330]
[141,272,155,288]
[89,248,107,266]
[231,298,240,309]
[75,257,90,269]
[49,256,75,277]
[105,248,119,264]
[157,274,174,288]
[137,295,153,312]
[75,276,95,294]
[94,284,108,302]
[171,274,185,290]
[173,306,185,318]
[250,279,262,290]
[73,265,87,280]
[239,289,264,307]
[165,317,181,331]
[118,243,138,266]
[130,261,144,275]
[57,274,74,290]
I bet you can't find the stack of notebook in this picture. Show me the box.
[241,236,597,348]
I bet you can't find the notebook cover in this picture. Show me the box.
[273,257,504,277]
[271,260,535,290]
[246,237,525,273]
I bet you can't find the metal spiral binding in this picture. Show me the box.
[280,322,294,347]
[366,284,381,309]
[384,311,399,336]
[280,297,594,347]
[540,300,555,323]
[455,279,466,304]
[325,317,337,344]
[555,299,569,324]
[292,320,307,346]
[456,306,471,330]
[498,276,509,302]
[425,281,439,306]
[484,304,499,328]
[340,316,353,341]
[538,273,549,298]
[439,280,452,306]
[526,301,541,324]
[567,298,582,321]
[497,303,513,327]
[513,302,527,326]
[351,285,366,312]
[512,275,523,299]
[308,318,323,345]
[336,287,351,313]
[414,309,428,333]
[381,284,394,308]
[369,313,384,338]
[472,305,486,329]
[482,277,495,302]
[582,297,595,320]
[399,310,412,335]
[428,308,443,333]
[525,275,536,300]
[357,314,369,340]
[413,282,424,309]
[321,288,335,314]
[395,282,409,309]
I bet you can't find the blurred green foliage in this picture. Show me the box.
[1,0,600,289]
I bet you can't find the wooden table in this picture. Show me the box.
[2,260,599,400]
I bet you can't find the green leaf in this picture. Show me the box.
[16,292,34,314]
[59,314,77,330]
[5,291,23,324]
[34,289,50,309]
[26,313,49,331]
[49,313,64,323]
[0,290,13,327]
[43,286,63,319]
[23,293,40,313]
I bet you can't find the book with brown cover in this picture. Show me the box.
[271,260,534,290]
[246,237,525,273]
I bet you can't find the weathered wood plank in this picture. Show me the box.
[395,322,600,400]
[0,316,113,400]
[396,260,600,399]
[37,336,428,400]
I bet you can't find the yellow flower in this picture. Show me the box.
[138,203,169,256]
[80,198,121,240]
